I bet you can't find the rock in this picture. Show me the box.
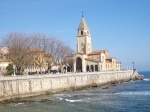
[132,70,144,80]
[102,87,109,89]
[92,84,98,87]
[136,74,144,80]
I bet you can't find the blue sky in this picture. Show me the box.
[0,0,150,71]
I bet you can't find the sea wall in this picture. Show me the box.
[0,70,143,101]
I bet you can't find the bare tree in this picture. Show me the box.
[63,47,75,72]
[1,32,75,74]
[2,32,33,74]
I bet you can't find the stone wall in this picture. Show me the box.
[0,70,143,101]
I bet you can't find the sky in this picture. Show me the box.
[0,0,150,71]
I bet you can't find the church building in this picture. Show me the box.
[73,16,121,72]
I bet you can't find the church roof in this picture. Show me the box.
[106,59,112,62]
[85,58,98,62]
[78,17,89,30]
[106,57,115,62]
[88,50,107,55]
[106,57,115,59]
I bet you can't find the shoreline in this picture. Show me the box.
[0,80,130,105]
[0,70,143,103]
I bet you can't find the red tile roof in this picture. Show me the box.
[85,58,99,62]
[0,59,12,62]
[106,59,112,62]
[106,57,115,59]
[106,62,112,63]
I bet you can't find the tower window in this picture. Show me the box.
[81,31,83,35]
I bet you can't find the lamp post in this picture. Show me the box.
[13,64,16,76]
[132,62,134,70]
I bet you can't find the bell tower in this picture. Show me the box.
[77,15,92,54]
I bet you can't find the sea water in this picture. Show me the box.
[0,71,150,112]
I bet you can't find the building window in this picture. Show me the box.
[81,31,83,35]
[81,43,84,46]
[95,65,98,71]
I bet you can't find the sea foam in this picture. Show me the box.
[65,99,82,103]
[114,91,150,96]
[143,78,150,81]
[15,103,24,106]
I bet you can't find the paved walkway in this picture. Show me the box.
[0,70,132,81]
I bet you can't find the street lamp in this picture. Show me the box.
[13,64,16,76]
[132,62,134,70]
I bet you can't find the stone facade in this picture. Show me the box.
[73,17,121,72]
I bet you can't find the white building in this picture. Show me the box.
[0,47,11,74]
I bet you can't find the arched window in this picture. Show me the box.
[76,57,82,72]
[86,65,89,72]
[63,67,66,73]
[91,65,94,72]
[95,65,98,71]
[81,31,83,35]
[67,66,71,72]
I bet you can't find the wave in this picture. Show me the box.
[114,91,150,96]
[144,78,150,81]
[56,90,150,101]
[55,93,94,99]
[56,93,114,100]
[59,97,63,100]
[15,103,24,106]
[54,94,72,97]
[65,99,82,103]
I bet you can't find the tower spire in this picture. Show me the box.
[77,15,92,54]
[78,14,89,31]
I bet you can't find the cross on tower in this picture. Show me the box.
[82,11,84,17]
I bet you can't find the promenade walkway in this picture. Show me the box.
[0,70,132,81]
